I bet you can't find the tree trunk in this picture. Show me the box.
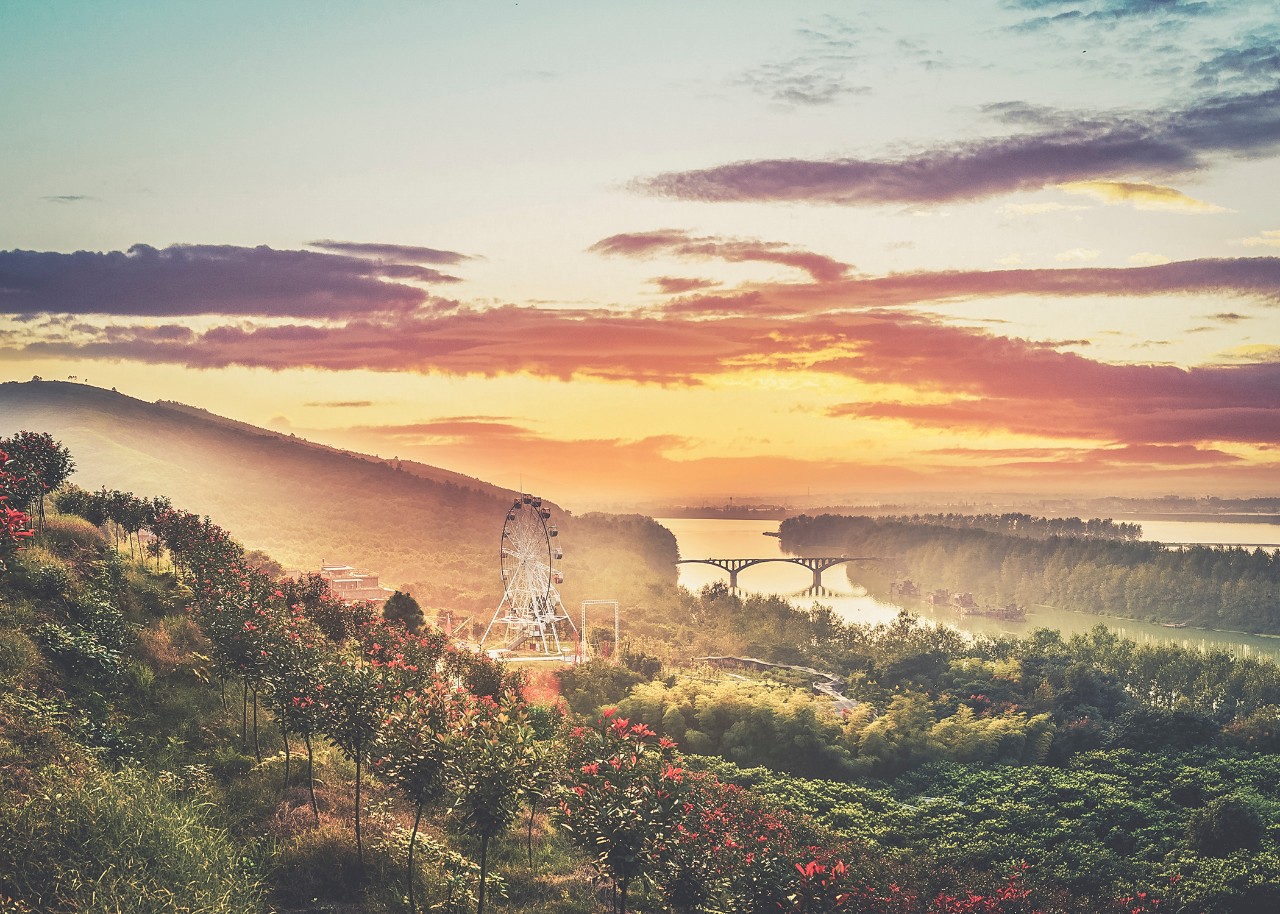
[281,720,291,788]
[408,796,424,914]
[304,732,319,822]
[241,680,248,748]
[527,794,538,868]
[477,834,489,914]
[354,748,364,866]
[251,685,261,762]
[619,877,629,914]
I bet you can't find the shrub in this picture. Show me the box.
[34,622,122,680]
[1187,794,1265,856]
[556,660,643,716]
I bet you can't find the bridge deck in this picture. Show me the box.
[677,555,880,586]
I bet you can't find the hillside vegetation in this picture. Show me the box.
[0,437,1163,914]
[0,380,678,621]
[6,434,1280,914]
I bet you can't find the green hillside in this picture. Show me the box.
[0,380,677,620]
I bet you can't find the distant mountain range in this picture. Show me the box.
[0,380,677,621]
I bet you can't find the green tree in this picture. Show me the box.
[0,431,74,531]
[383,590,425,632]
[318,653,388,866]
[377,679,461,914]
[449,692,538,914]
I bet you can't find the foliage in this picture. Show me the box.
[1187,794,1265,856]
[557,710,689,913]
[383,589,426,632]
[618,676,859,778]
[860,511,1142,541]
[781,513,1280,632]
[556,659,645,716]
[694,749,1280,913]
[0,446,34,567]
[0,432,74,531]
[0,767,264,914]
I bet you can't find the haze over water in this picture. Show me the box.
[659,516,1280,664]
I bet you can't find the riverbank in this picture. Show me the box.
[659,516,1280,664]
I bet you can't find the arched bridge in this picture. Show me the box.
[676,556,880,589]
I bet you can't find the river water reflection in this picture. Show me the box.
[657,517,1280,664]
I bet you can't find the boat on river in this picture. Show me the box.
[957,602,1027,621]
[890,579,920,597]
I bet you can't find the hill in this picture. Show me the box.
[0,380,677,620]
[153,399,518,500]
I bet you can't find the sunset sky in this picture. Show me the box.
[2,0,1279,507]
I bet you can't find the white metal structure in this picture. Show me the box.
[579,600,620,663]
[480,494,577,654]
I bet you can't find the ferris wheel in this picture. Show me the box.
[480,494,576,654]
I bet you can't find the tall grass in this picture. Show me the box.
[0,767,265,914]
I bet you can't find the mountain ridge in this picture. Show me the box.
[0,379,677,621]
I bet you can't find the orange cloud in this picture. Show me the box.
[1059,181,1228,213]
[12,303,1280,450]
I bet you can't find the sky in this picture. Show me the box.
[2,0,1279,508]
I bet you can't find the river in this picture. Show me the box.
[656,516,1280,663]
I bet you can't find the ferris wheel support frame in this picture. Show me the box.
[480,494,577,655]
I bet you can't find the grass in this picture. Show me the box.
[0,766,265,914]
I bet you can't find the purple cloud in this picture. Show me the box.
[648,276,721,295]
[0,243,458,318]
[590,230,851,282]
[635,86,1280,206]
[661,257,1280,317]
[306,239,474,265]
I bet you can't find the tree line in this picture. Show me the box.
[868,512,1142,541]
[781,514,1280,632]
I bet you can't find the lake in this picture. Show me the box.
[656,516,1280,663]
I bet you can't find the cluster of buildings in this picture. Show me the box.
[315,561,395,606]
